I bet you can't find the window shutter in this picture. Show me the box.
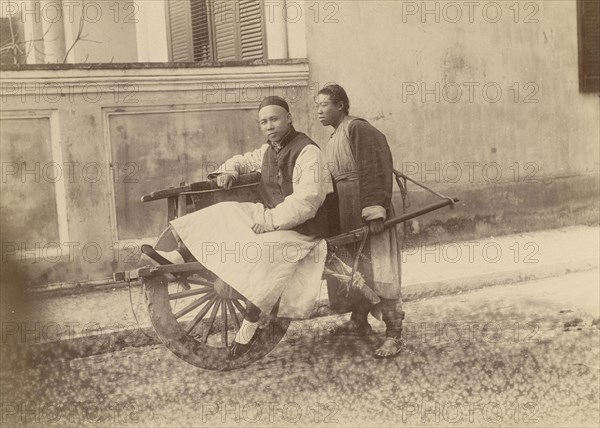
[167,0,266,63]
[166,0,194,62]
[239,0,265,60]
[578,0,600,93]
[213,0,239,61]
[190,0,213,61]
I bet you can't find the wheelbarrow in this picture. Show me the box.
[114,171,458,370]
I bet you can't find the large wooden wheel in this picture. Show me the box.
[143,229,290,371]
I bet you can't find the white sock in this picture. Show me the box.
[157,250,185,264]
[234,319,259,344]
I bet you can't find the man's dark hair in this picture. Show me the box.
[318,84,350,114]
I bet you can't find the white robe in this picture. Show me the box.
[171,201,327,318]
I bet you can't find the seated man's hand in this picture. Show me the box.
[216,174,235,190]
[251,222,275,234]
[368,218,385,235]
[252,210,276,234]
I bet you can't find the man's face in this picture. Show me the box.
[316,94,344,127]
[258,105,292,143]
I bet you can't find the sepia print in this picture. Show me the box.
[1,1,599,427]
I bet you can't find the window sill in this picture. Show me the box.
[0,58,308,72]
[0,60,310,95]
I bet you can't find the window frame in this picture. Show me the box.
[164,0,268,64]
[577,0,600,93]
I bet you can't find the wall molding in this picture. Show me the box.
[0,63,310,95]
[0,109,69,256]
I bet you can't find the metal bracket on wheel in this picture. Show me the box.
[113,262,207,283]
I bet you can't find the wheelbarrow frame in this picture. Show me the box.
[115,171,458,370]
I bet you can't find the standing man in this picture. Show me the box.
[316,84,405,358]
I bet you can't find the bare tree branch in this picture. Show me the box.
[63,1,87,64]
[2,0,105,65]
[21,22,57,62]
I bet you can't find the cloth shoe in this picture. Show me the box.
[229,327,261,360]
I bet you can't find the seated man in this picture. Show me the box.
[142,96,332,359]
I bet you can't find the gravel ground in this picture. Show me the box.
[1,269,599,428]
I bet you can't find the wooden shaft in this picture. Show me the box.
[327,197,459,247]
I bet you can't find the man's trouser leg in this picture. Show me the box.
[381,298,404,338]
[349,248,375,326]
[349,297,372,326]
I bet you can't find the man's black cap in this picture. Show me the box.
[259,95,289,112]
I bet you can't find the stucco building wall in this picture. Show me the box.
[1,1,598,286]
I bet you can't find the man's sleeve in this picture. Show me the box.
[348,120,393,221]
[207,144,268,179]
[267,145,332,230]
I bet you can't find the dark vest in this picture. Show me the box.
[260,128,330,238]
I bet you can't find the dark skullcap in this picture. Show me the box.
[258,96,289,112]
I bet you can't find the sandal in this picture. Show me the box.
[374,336,406,358]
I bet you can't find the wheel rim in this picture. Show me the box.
[145,269,290,371]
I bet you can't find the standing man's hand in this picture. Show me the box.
[368,218,385,235]
[216,174,235,190]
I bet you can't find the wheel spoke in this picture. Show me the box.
[231,298,247,319]
[226,300,241,330]
[220,300,228,347]
[174,292,215,319]
[201,299,221,343]
[169,286,213,300]
[185,295,218,335]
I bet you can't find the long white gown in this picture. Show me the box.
[171,201,327,319]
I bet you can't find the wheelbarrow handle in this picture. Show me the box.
[141,172,262,203]
[326,197,459,247]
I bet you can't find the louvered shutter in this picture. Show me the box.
[190,0,212,61]
[167,0,266,63]
[166,0,194,62]
[239,0,265,60]
[578,0,600,93]
[213,0,239,61]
